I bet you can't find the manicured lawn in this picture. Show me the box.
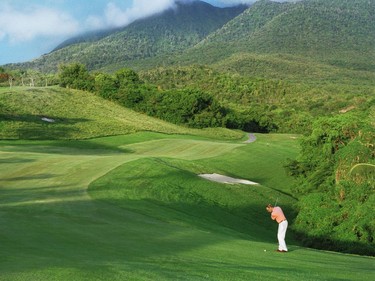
[0,133,374,280]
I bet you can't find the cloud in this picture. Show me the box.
[0,0,298,45]
[214,0,254,4]
[212,0,298,6]
[0,0,179,45]
[0,4,79,43]
[102,0,176,28]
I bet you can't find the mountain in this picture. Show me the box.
[183,0,375,72]
[13,1,246,73]
[7,0,375,80]
[52,27,124,52]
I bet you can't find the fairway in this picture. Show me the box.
[0,133,374,280]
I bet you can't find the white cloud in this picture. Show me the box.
[85,15,104,30]
[0,0,300,44]
[0,4,79,43]
[213,0,298,5]
[0,30,5,41]
[0,0,178,45]
[83,0,178,30]
[215,0,254,4]
[102,0,176,28]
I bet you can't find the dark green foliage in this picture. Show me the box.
[112,69,146,108]
[293,180,375,255]
[58,63,94,91]
[287,113,373,194]
[115,68,142,88]
[141,65,373,133]
[92,68,228,129]
[94,73,117,99]
[286,111,375,255]
[225,108,276,133]
[94,68,151,109]
[93,65,278,131]
[150,88,227,128]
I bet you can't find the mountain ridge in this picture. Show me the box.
[11,1,247,72]
[5,0,375,78]
[189,0,375,71]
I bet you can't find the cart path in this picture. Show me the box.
[244,133,257,143]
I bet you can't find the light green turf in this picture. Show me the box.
[0,86,243,140]
[0,133,374,280]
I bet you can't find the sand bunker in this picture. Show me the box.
[41,117,55,123]
[199,173,258,185]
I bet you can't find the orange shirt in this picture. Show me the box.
[271,206,286,223]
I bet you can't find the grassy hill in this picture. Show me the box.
[0,86,242,140]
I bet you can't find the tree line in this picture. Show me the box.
[58,63,273,131]
[0,67,57,87]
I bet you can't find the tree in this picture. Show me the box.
[287,113,368,194]
[94,73,117,99]
[58,63,94,91]
[115,68,142,89]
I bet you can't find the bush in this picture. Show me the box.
[58,63,94,91]
[288,112,375,255]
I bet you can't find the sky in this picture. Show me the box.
[0,0,291,65]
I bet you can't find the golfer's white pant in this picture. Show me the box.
[277,220,288,251]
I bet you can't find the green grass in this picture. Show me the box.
[0,86,243,140]
[1,132,374,280]
[213,52,375,87]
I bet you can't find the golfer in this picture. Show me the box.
[266,204,288,252]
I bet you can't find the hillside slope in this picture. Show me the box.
[0,86,242,140]
[184,0,375,71]
[13,1,246,72]
[1,131,374,280]
[5,0,374,82]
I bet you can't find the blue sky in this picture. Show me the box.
[0,0,289,65]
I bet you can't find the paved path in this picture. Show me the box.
[244,133,257,143]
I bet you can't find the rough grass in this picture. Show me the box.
[0,86,243,140]
[1,133,374,280]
